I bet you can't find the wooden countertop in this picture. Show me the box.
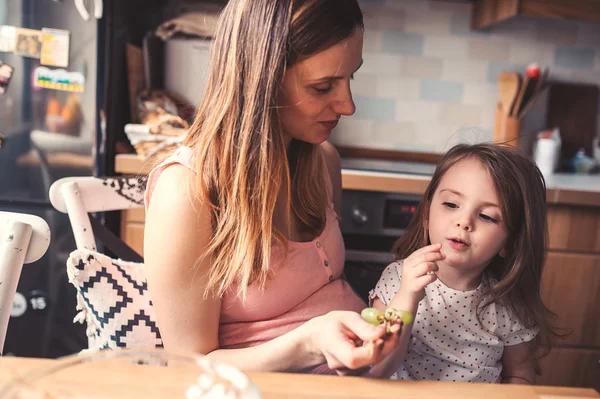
[115,154,600,207]
[1,356,598,399]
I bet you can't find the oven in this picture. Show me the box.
[340,190,422,304]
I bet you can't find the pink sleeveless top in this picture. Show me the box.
[144,147,366,368]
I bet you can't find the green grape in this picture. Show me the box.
[361,307,383,326]
[396,309,413,326]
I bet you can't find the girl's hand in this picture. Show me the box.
[308,311,402,375]
[395,243,444,308]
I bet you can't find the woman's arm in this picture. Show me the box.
[144,164,399,372]
[501,342,536,384]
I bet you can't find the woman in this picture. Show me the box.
[144,0,401,374]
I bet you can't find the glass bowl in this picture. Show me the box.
[0,348,262,399]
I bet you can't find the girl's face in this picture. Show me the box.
[427,158,509,276]
[278,28,363,146]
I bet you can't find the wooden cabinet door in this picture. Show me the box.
[537,347,600,390]
[547,206,600,253]
[541,252,600,347]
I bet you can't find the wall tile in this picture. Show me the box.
[468,38,510,61]
[353,96,396,121]
[554,47,596,70]
[536,20,578,46]
[423,36,469,60]
[442,59,488,83]
[404,10,452,35]
[395,100,440,122]
[351,75,378,97]
[363,6,405,32]
[360,53,402,77]
[373,121,417,147]
[489,17,537,41]
[401,56,443,79]
[363,30,382,53]
[375,77,420,100]
[486,62,527,83]
[412,121,461,151]
[430,1,471,14]
[384,0,430,12]
[463,83,498,107]
[508,40,553,67]
[420,80,464,104]
[449,13,471,36]
[439,104,482,126]
[381,31,424,55]
[330,119,374,146]
[348,0,600,153]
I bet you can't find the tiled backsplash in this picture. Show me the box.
[330,0,600,154]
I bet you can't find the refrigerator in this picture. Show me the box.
[0,0,104,357]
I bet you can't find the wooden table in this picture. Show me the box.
[0,357,598,399]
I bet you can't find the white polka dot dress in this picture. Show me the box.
[369,261,537,383]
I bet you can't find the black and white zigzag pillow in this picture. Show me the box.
[66,249,163,350]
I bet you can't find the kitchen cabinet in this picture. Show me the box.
[472,0,600,29]
[537,206,600,389]
[538,347,600,390]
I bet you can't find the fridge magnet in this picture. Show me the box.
[34,66,85,93]
[41,28,70,68]
[0,61,14,95]
[15,27,42,59]
[0,25,17,53]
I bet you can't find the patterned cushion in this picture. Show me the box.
[66,249,163,350]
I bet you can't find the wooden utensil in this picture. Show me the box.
[511,74,533,117]
[497,72,521,116]
[517,67,549,119]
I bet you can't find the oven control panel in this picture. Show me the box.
[340,190,422,237]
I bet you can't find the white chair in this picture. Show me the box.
[49,175,162,351]
[0,212,51,355]
[49,175,147,262]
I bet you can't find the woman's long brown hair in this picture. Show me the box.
[393,143,561,361]
[183,0,363,299]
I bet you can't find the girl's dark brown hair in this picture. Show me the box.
[393,143,560,362]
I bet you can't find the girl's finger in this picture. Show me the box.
[413,261,439,277]
[414,251,445,265]
[415,273,438,288]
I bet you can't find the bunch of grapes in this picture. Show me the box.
[361,307,413,334]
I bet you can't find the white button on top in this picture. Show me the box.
[316,241,322,248]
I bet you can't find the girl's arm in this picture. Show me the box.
[367,296,418,378]
[367,245,444,378]
[501,342,536,384]
[145,165,399,372]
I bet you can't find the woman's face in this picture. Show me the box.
[278,28,363,146]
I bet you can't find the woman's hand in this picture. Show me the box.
[307,311,401,375]
[393,244,444,309]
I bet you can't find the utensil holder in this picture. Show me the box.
[493,103,521,147]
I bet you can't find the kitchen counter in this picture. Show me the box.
[1,356,598,399]
[115,154,600,207]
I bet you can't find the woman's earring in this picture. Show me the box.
[499,249,506,258]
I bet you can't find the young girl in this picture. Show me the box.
[369,143,558,383]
